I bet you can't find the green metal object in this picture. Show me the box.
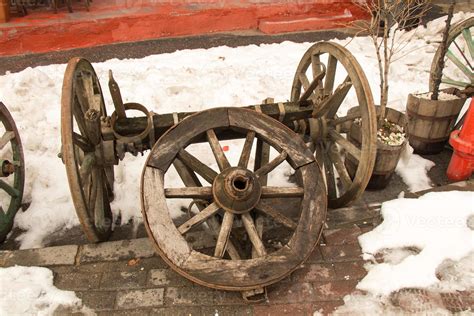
[0,102,25,243]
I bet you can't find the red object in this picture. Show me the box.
[0,0,368,57]
[222,145,229,152]
[447,98,474,181]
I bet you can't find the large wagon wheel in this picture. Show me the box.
[0,103,25,243]
[430,17,473,91]
[291,42,377,209]
[61,58,114,242]
[141,107,326,291]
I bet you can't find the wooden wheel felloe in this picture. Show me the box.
[291,41,377,209]
[141,107,326,291]
[0,103,25,243]
[430,17,474,91]
[61,58,114,242]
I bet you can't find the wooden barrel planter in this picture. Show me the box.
[406,93,466,155]
[346,106,408,190]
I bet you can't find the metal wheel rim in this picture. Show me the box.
[61,57,113,242]
[291,41,377,209]
[141,107,327,291]
[429,17,474,91]
[0,102,25,242]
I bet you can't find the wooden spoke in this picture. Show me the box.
[238,131,255,168]
[79,152,95,179]
[73,132,93,152]
[311,54,325,99]
[299,71,325,102]
[255,151,287,178]
[324,55,338,96]
[254,139,270,186]
[461,28,474,60]
[255,200,297,230]
[214,212,234,258]
[94,171,107,228]
[446,50,474,80]
[178,202,221,234]
[453,40,473,70]
[261,186,304,198]
[241,213,267,257]
[327,144,352,190]
[0,179,19,197]
[331,111,362,126]
[0,131,14,149]
[325,76,352,119]
[441,76,471,88]
[177,149,218,184]
[164,187,212,199]
[322,148,337,200]
[298,73,317,101]
[206,129,231,171]
[328,129,362,161]
[87,168,99,216]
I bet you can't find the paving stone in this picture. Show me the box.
[323,226,363,245]
[319,244,363,262]
[333,261,367,281]
[54,272,102,291]
[254,303,312,315]
[202,305,252,316]
[116,288,164,309]
[150,306,202,315]
[77,291,116,311]
[266,282,315,304]
[213,290,245,305]
[148,269,194,287]
[0,245,78,267]
[313,280,359,301]
[80,238,155,263]
[165,286,215,306]
[51,256,168,274]
[291,263,337,282]
[100,270,148,290]
[311,300,345,314]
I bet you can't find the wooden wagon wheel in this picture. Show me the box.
[61,58,114,242]
[0,103,25,243]
[141,107,326,291]
[430,17,473,91]
[291,42,377,209]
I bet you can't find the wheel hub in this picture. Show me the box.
[213,167,261,214]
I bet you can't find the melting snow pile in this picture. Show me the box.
[395,144,435,192]
[0,266,83,315]
[335,191,474,314]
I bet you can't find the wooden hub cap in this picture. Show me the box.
[212,167,261,214]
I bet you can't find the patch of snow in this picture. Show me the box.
[0,266,83,315]
[395,144,435,192]
[416,91,461,101]
[357,191,474,296]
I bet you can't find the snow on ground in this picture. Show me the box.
[0,12,472,248]
[0,266,84,315]
[334,191,474,314]
[395,144,435,192]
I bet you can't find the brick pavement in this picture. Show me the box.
[0,226,370,315]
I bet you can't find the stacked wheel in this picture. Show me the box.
[0,102,25,243]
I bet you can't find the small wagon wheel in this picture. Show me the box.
[141,107,326,291]
[430,17,474,91]
[291,42,377,209]
[0,103,25,243]
[61,58,114,242]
